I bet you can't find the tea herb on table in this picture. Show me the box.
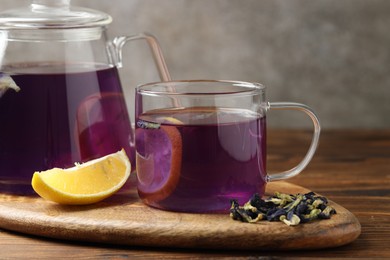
[230,192,336,226]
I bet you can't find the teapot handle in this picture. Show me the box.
[112,32,171,82]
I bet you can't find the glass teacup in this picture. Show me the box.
[135,80,320,213]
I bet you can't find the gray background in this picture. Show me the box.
[1,0,389,129]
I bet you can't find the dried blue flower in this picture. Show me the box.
[136,119,160,129]
[295,202,309,215]
[280,213,301,226]
[229,191,336,226]
[318,205,337,219]
[230,199,264,223]
[267,208,287,221]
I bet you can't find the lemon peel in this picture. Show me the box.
[159,116,183,125]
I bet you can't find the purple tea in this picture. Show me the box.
[135,107,267,213]
[0,63,134,194]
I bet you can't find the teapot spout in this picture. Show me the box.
[112,33,171,82]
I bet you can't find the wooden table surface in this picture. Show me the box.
[1,129,389,259]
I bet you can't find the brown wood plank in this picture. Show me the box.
[0,130,389,258]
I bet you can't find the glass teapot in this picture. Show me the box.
[0,0,171,194]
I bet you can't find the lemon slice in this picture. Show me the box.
[31,149,131,205]
[135,117,183,202]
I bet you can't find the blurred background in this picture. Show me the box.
[1,0,389,129]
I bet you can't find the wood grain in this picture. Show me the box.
[0,130,389,258]
[0,181,360,251]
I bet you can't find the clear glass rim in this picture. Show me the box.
[136,80,266,96]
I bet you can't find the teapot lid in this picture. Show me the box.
[0,0,112,30]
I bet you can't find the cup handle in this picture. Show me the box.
[266,102,321,182]
[112,32,171,82]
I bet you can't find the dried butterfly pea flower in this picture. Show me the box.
[267,208,287,221]
[319,205,337,219]
[283,194,303,212]
[280,213,301,226]
[230,200,264,223]
[229,191,336,226]
[295,202,308,215]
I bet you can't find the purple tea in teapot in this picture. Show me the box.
[0,63,134,194]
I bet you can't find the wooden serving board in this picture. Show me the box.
[0,180,360,251]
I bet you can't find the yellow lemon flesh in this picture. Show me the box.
[31,149,131,205]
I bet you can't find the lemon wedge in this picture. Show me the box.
[31,149,131,205]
